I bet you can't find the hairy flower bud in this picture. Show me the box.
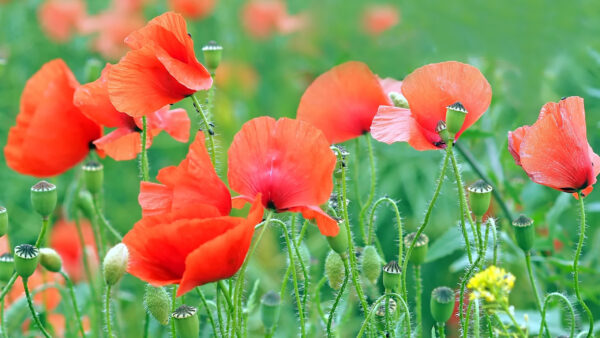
[325,250,345,290]
[39,248,62,272]
[14,244,40,279]
[144,285,171,325]
[260,291,281,331]
[103,243,128,286]
[326,222,348,256]
[82,161,103,195]
[172,305,199,338]
[360,245,382,284]
[430,286,454,323]
[31,181,57,219]
[512,215,535,253]
[77,190,96,220]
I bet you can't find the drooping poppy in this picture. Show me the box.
[508,96,600,197]
[4,59,102,177]
[38,0,86,42]
[168,0,218,20]
[74,63,190,161]
[228,116,338,236]
[108,12,212,118]
[138,132,231,217]
[50,219,98,282]
[371,61,492,150]
[241,0,306,39]
[362,4,400,36]
[296,61,393,144]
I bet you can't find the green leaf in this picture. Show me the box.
[425,226,464,263]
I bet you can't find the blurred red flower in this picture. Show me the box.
[108,12,212,118]
[241,0,307,39]
[371,61,492,150]
[228,117,338,236]
[7,269,62,312]
[74,64,190,161]
[362,4,400,36]
[50,219,98,283]
[4,59,102,177]
[38,0,86,42]
[169,0,218,19]
[508,96,600,197]
[215,60,260,97]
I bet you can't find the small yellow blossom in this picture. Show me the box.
[467,266,515,306]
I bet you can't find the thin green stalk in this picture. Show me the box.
[140,115,150,181]
[475,218,483,258]
[327,257,349,337]
[60,271,85,337]
[502,304,525,337]
[402,150,449,300]
[493,313,510,336]
[1,296,7,338]
[23,279,51,338]
[92,194,122,241]
[525,252,549,337]
[281,221,306,336]
[313,277,328,326]
[191,93,216,165]
[196,287,218,337]
[358,135,377,243]
[574,193,594,337]
[473,299,480,338]
[356,293,410,338]
[384,295,391,337]
[35,217,49,248]
[217,280,239,338]
[105,285,113,338]
[539,292,575,338]
[143,312,149,338]
[74,215,100,336]
[368,197,403,262]
[216,284,224,336]
[438,323,446,338]
[0,274,17,302]
[491,221,498,265]
[415,265,423,338]
[464,299,473,336]
[485,314,493,337]
[171,285,177,338]
[353,138,363,207]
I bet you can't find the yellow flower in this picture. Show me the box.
[467,266,515,306]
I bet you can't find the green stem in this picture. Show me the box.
[493,313,510,335]
[353,138,363,207]
[525,252,549,337]
[35,217,49,248]
[491,221,498,266]
[74,214,101,336]
[23,278,51,338]
[143,312,149,338]
[140,115,150,182]
[327,257,349,337]
[356,293,410,338]
[538,292,575,338]
[402,150,449,300]
[485,313,493,337]
[217,280,239,338]
[1,296,6,338]
[60,271,85,337]
[196,287,218,337]
[0,274,17,302]
[438,323,446,338]
[574,192,594,337]
[502,304,525,337]
[191,93,216,166]
[313,277,328,326]
[93,194,122,241]
[473,299,480,338]
[464,299,473,335]
[105,285,113,337]
[216,284,224,336]
[281,221,306,336]
[368,197,403,262]
[415,264,422,338]
[358,135,377,244]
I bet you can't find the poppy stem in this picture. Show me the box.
[196,287,218,337]
[191,93,217,166]
[92,193,123,241]
[0,274,17,303]
[524,252,550,337]
[414,264,423,338]
[501,304,526,337]
[538,292,575,338]
[313,276,328,325]
[170,285,177,338]
[574,192,594,337]
[74,214,101,336]
[34,217,49,248]
[105,284,113,338]
[356,293,410,338]
[60,271,86,337]
[326,256,349,337]
[140,115,150,182]
[367,197,403,263]
[280,221,306,336]
[23,278,51,338]
[358,135,377,244]
[438,322,446,338]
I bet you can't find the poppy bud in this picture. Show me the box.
[144,285,171,325]
[14,244,40,279]
[103,243,129,286]
[325,250,345,290]
[389,92,409,109]
[382,261,401,292]
[0,254,14,284]
[260,291,281,331]
[84,58,103,83]
[360,245,382,284]
[77,190,95,220]
[374,297,397,329]
[172,305,199,338]
[31,181,57,219]
[430,286,454,323]
[468,180,493,219]
[39,248,62,273]
[202,41,223,73]
[435,120,451,145]
[404,232,429,265]
[512,215,535,252]
[445,102,468,136]
[82,161,103,195]
[0,206,7,237]
[326,223,348,255]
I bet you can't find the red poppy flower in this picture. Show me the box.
[241,0,306,39]
[227,117,338,236]
[362,4,400,36]
[50,219,98,282]
[296,61,394,144]
[74,64,190,161]
[508,96,600,197]
[4,59,102,177]
[138,132,231,217]
[108,12,212,118]
[371,61,492,150]
[38,0,86,42]
[169,0,218,20]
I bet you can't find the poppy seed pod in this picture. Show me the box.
[103,243,129,286]
[82,161,103,195]
[374,297,397,330]
[382,261,401,292]
[360,245,382,284]
[326,222,348,256]
[31,181,57,219]
[77,190,96,221]
[84,58,103,83]
[512,215,535,252]
[404,232,429,265]
[325,250,345,290]
[445,102,468,137]
[431,286,455,323]
[260,291,281,331]
[0,207,7,237]
[202,41,223,73]
[468,180,493,219]
[14,244,40,279]
[172,305,199,338]
[0,254,14,283]
[39,248,62,272]
[144,285,171,325]
[435,120,451,145]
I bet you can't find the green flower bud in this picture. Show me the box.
[260,291,281,331]
[82,162,103,195]
[103,243,128,286]
[0,254,14,284]
[202,41,223,73]
[382,261,401,292]
[512,215,535,252]
[0,207,7,237]
[144,285,171,325]
[435,120,451,145]
[325,250,345,290]
[445,102,468,136]
[332,145,349,180]
[430,286,455,323]
[39,248,62,273]
[31,181,57,219]
[84,58,103,83]
[14,244,39,279]
[389,92,409,108]
[360,245,382,284]
[468,180,492,219]
[326,222,348,256]
[77,190,96,220]
[404,232,429,266]
[172,305,199,338]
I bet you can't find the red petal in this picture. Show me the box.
[378,76,403,95]
[371,106,441,151]
[507,126,529,167]
[146,107,190,142]
[287,205,339,236]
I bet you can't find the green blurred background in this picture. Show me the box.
[1,0,600,336]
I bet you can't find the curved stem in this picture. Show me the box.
[93,194,122,241]
[281,221,306,336]
[60,271,85,337]
[538,292,575,338]
[525,252,549,337]
[0,274,17,302]
[140,115,150,182]
[493,313,510,335]
[464,299,473,336]
[358,135,377,244]
[502,304,526,337]
[196,287,218,337]
[415,264,423,338]
[35,217,49,248]
[368,197,403,262]
[327,257,349,337]
[574,193,594,337]
[23,278,51,338]
[105,285,113,337]
[356,293,410,338]
[191,93,216,166]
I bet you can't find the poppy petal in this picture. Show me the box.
[371,106,441,150]
[146,107,190,142]
[287,205,339,236]
[507,126,529,167]
[378,77,402,95]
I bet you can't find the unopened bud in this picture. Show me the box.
[103,243,128,286]
[512,215,535,252]
[468,180,493,219]
[202,41,223,73]
[172,305,199,338]
[0,254,14,283]
[31,181,57,219]
[39,248,62,272]
[0,207,7,237]
[404,232,429,265]
[326,222,348,256]
[389,92,409,108]
[260,291,281,331]
[14,244,39,279]
[445,102,468,136]
[77,190,95,220]
[382,261,401,292]
[360,245,382,284]
[144,285,171,325]
[82,162,103,195]
[431,286,455,323]
[325,250,345,290]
